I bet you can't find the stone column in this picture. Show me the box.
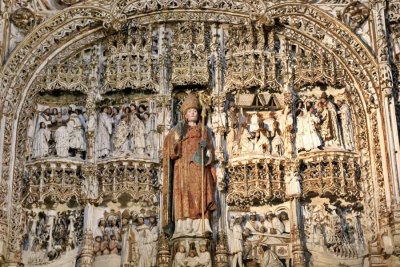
[215,231,229,267]
[286,161,306,267]
[291,199,306,267]
[77,204,95,267]
[373,0,400,260]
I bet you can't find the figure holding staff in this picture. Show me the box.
[162,93,217,238]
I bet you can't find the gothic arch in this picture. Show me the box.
[0,0,390,263]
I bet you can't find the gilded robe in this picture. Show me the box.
[162,123,216,227]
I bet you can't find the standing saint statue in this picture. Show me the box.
[162,94,217,238]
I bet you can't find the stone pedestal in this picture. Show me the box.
[93,254,121,267]
[215,231,229,267]
[157,233,171,267]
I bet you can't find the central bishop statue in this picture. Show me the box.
[162,93,216,238]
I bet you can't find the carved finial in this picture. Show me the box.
[157,232,171,267]
[215,231,229,267]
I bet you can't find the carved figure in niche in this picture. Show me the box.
[113,114,131,155]
[258,244,284,267]
[254,129,270,154]
[285,170,301,197]
[264,211,284,235]
[136,214,153,267]
[210,106,227,129]
[52,109,64,126]
[148,214,159,267]
[27,211,38,251]
[143,112,155,157]
[280,93,295,156]
[106,216,120,241]
[186,249,200,267]
[263,112,276,133]
[239,127,254,154]
[26,114,36,159]
[226,102,239,157]
[162,94,216,237]
[68,110,87,157]
[336,99,355,151]
[173,244,187,267]
[249,113,260,133]
[109,234,120,254]
[244,212,263,259]
[156,105,168,129]
[32,122,51,159]
[131,111,146,157]
[271,121,284,156]
[137,104,147,120]
[67,211,77,250]
[94,218,106,239]
[97,107,112,158]
[94,236,102,256]
[297,108,322,152]
[101,234,110,255]
[228,215,244,267]
[295,110,306,152]
[198,243,211,267]
[54,123,69,157]
[38,108,52,125]
[318,92,342,148]
[111,107,121,131]
[121,210,135,267]
[278,212,290,234]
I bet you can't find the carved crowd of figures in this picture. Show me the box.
[27,90,354,162]
[226,91,355,159]
[295,92,355,152]
[93,210,159,267]
[226,211,289,266]
[23,210,83,263]
[96,103,154,158]
[27,105,88,159]
[172,243,212,267]
[27,102,172,160]
[303,204,365,258]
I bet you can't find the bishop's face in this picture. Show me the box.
[185,108,198,123]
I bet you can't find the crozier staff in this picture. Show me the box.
[162,93,216,237]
